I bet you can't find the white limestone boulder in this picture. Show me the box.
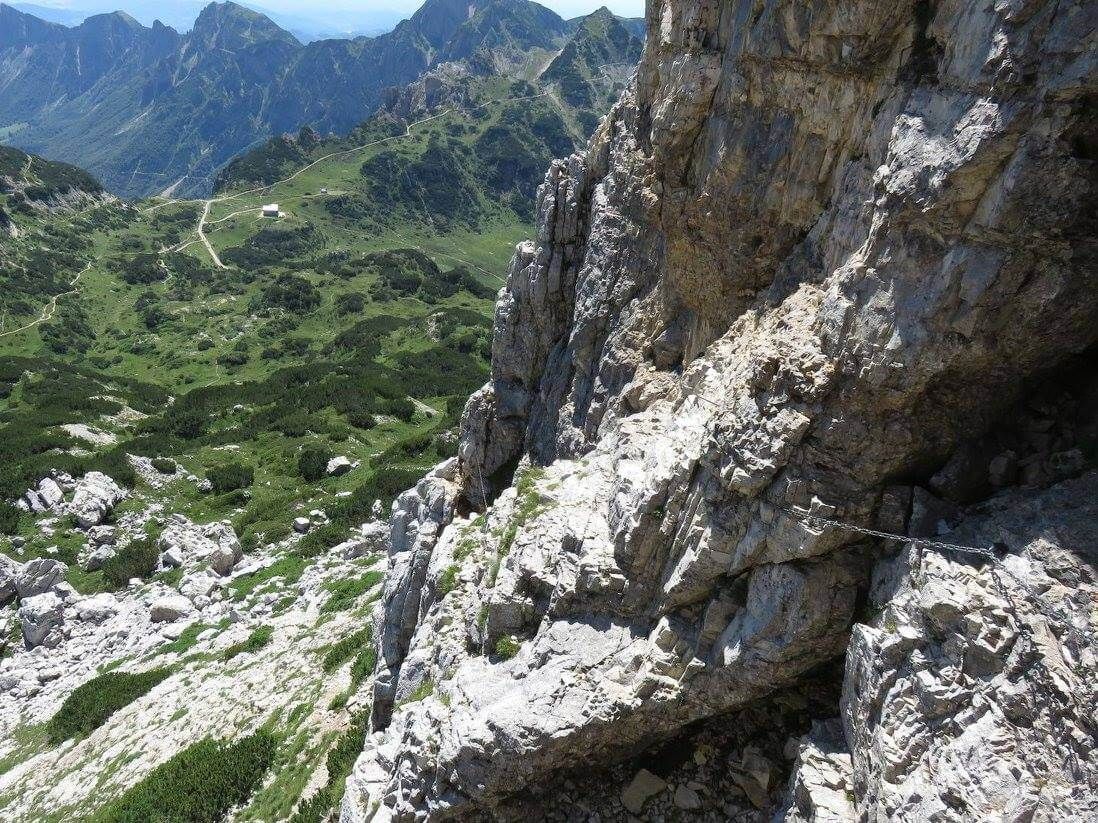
[20,591,64,648]
[150,594,194,623]
[76,593,119,624]
[69,472,126,528]
[157,519,243,576]
[15,558,67,598]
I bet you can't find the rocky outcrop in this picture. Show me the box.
[20,591,65,649]
[842,473,1097,821]
[69,472,126,528]
[157,517,243,576]
[350,0,1096,819]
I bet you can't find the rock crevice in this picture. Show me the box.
[348,0,1097,819]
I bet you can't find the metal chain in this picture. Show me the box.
[775,505,1000,561]
[675,375,1002,564]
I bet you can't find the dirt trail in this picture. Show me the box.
[0,263,90,340]
[151,91,550,272]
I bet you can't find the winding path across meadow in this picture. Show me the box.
[0,262,90,340]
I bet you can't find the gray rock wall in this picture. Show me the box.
[349,0,1097,819]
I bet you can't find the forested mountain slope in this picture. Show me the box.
[0,0,641,199]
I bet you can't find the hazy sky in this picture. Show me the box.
[237,0,645,15]
[21,0,647,19]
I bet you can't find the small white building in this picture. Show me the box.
[261,203,280,218]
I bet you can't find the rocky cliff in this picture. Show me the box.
[347,0,1097,820]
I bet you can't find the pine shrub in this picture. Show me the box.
[47,668,172,743]
[102,538,158,589]
[89,730,276,822]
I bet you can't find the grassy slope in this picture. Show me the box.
[0,85,560,577]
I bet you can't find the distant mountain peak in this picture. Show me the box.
[189,1,300,48]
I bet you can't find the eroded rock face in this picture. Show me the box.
[842,473,1098,822]
[348,0,1096,818]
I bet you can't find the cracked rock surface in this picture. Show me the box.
[347,0,1095,819]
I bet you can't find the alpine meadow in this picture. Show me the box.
[0,1,1095,822]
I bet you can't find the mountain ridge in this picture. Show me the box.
[0,0,641,199]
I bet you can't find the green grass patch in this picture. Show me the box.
[437,563,459,596]
[321,627,372,673]
[348,647,376,691]
[229,553,307,602]
[47,668,172,744]
[155,622,214,657]
[222,625,273,661]
[289,713,368,823]
[0,724,49,778]
[320,571,382,614]
[89,730,277,823]
[494,636,520,661]
[399,679,434,706]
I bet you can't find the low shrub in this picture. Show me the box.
[0,501,20,535]
[150,457,176,475]
[222,625,273,661]
[348,647,376,691]
[494,636,520,661]
[207,462,254,493]
[228,553,305,602]
[380,396,415,422]
[289,713,368,823]
[47,668,172,743]
[296,523,345,558]
[101,538,158,589]
[436,564,459,597]
[322,627,372,673]
[346,411,376,430]
[297,447,331,482]
[90,730,276,822]
[321,572,382,614]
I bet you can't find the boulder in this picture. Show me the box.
[179,571,219,601]
[81,546,116,572]
[293,517,311,534]
[326,455,355,476]
[20,592,64,648]
[87,525,117,546]
[673,785,702,810]
[0,555,19,607]
[76,593,119,623]
[36,478,65,509]
[69,472,126,528]
[157,519,242,576]
[22,490,45,513]
[621,770,666,814]
[150,594,194,623]
[339,521,390,559]
[15,558,67,598]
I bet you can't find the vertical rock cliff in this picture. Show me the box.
[346,0,1097,819]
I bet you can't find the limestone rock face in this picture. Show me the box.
[348,0,1096,819]
[0,554,19,607]
[842,474,1098,822]
[20,592,65,649]
[15,559,67,599]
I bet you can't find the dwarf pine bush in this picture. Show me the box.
[47,668,172,743]
[90,730,276,822]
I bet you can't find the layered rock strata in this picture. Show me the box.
[347,0,1097,819]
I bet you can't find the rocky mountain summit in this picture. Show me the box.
[0,0,643,198]
[348,0,1097,820]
